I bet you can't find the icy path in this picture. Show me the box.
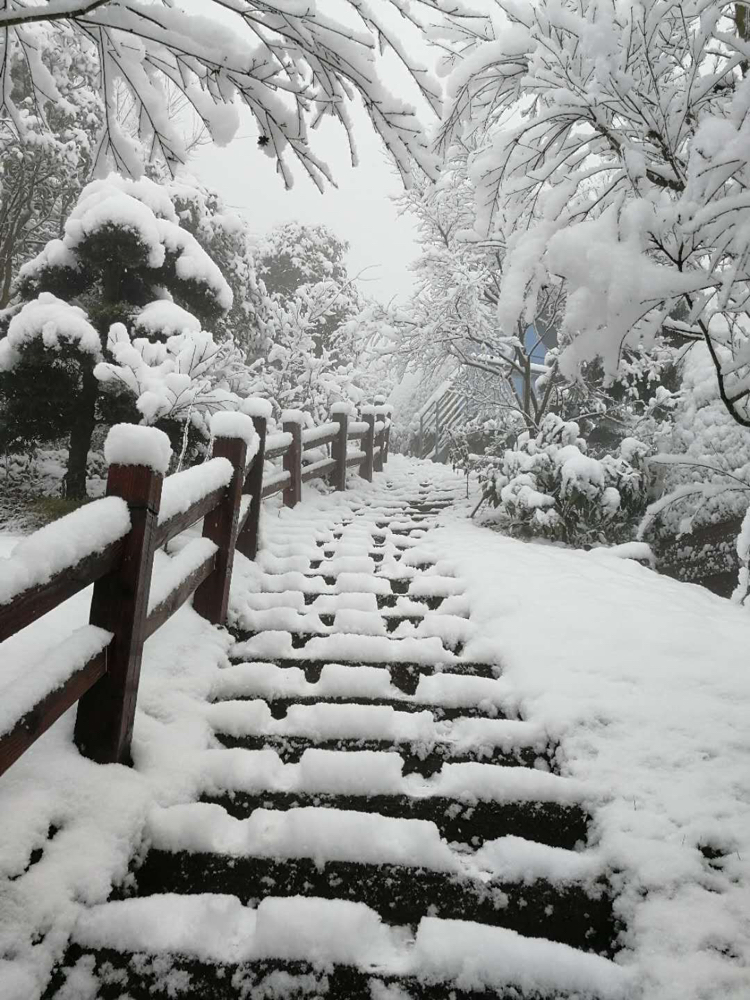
[4,456,750,999]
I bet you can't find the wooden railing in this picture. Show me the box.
[413,381,466,463]
[0,399,392,778]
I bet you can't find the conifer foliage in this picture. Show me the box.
[0,175,243,498]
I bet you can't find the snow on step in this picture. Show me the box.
[207,702,544,752]
[316,555,375,574]
[232,632,455,664]
[255,551,311,574]
[197,747,582,807]
[201,748,406,797]
[300,634,454,664]
[334,572,391,595]
[435,593,471,617]
[242,591,307,611]
[409,575,464,598]
[239,607,326,634]
[209,702,437,743]
[308,592,380,614]
[72,896,631,998]
[414,614,474,645]
[331,609,387,635]
[148,803,457,871]
[214,661,512,712]
[254,571,328,594]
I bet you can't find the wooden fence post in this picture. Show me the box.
[383,407,392,464]
[193,430,248,626]
[283,413,303,507]
[374,405,387,474]
[74,427,167,765]
[329,406,349,491]
[236,413,267,560]
[360,410,375,482]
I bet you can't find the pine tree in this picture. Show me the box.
[0,174,235,498]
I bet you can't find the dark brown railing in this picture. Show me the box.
[0,400,392,777]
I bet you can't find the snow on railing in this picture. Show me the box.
[0,399,392,779]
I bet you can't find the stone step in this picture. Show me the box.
[117,850,616,954]
[198,788,587,850]
[212,733,545,774]
[224,657,499,695]
[44,945,619,1000]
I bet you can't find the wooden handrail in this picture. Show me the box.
[301,456,337,483]
[154,485,227,549]
[144,549,217,640]
[0,645,109,777]
[0,538,124,644]
[0,399,392,777]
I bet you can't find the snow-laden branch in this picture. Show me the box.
[0,0,455,183]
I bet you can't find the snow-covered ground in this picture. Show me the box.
[1,458,750,999]
[419,519,750,1000]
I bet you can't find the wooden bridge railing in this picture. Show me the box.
[0,398,392,778]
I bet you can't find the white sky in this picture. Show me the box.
[192,101,425,304]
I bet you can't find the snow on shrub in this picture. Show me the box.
[96,320,245,434]
[0,293,102,370]
[478,414,651,547]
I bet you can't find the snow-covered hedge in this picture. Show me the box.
[477,415,651,547]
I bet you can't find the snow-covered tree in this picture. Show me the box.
[164,175,268,356]
[0,1,460,183]
[0,24,103,306]
[245,290,370,423]
[387,148,567,436]
[438,1,750,428]
[641,342,750,538]
[257,222,362,359]
[0,174,240,497]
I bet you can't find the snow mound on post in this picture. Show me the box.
[0,293,102,371]
[210,411,259,461]
[241,397,273,419]
[281,409,306,425]
[331,401,355,416]
[104,424,172,474]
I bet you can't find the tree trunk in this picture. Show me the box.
[64,366,98,499]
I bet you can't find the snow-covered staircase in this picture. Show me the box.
[44,460,628,999]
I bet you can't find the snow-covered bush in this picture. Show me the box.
[641,344,750,540]
[478,415,651,547]
[97,312,249,435]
